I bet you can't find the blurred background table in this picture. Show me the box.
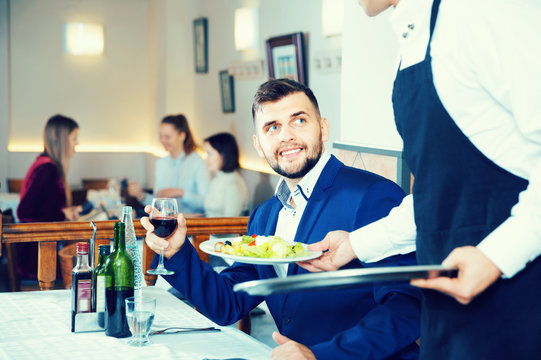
[0,286,271,359]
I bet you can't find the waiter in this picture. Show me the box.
[300,0,541,358]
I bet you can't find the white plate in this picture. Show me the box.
[199,237,322,265]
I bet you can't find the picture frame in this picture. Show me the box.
[219,70,235,113]
[265,32,307,84]
[193,17,208,73]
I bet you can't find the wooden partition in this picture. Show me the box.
[0,216,249,290]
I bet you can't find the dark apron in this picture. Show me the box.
[392,0,541,358]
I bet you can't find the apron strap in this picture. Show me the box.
[425,0,442,59]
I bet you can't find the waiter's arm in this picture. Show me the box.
[299,195,417,272]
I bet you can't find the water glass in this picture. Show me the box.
[125,296,156,346]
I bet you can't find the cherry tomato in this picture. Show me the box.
[251,234,257,238]
[214,241,224,252]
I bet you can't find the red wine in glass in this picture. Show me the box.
[147,197,178,276]
[149,217,177,238]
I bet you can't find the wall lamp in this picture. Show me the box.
[64,22,104,56]
[234,8,259,51]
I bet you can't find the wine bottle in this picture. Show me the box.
[121,206,144,291]
[104,222,134,338]
[71,242,92,332]
[94,244,111,328]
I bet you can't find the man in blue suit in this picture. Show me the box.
[143,79,421,359]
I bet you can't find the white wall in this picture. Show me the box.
[340,1,402,150]
[1,0,345,191]
[9,0,154,149]
[0,0,9,191]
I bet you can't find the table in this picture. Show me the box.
[0,287,271,359]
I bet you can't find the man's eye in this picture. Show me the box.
[294,118,306,125]
[267,125,278,133]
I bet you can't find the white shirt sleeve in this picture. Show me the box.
[350,195,417,263]
[478,163,541,277]
[462,1,541,278]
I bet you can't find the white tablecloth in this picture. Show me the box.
[0,287,271,359]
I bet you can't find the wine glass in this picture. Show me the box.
[125,296,156,346]
[147,198,178,275]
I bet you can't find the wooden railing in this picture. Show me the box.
[0,216,249,290]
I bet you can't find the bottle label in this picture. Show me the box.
[96,276,105,312]
[77,279,91,313]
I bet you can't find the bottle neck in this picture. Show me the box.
[117,229,126,251]
[121,207,132,224]
[76,252,90,270]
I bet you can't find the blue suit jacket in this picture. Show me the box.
[160,156,421,359]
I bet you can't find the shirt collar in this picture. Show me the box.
[275,152,331,209]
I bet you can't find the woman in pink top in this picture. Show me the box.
[17,114,80,277]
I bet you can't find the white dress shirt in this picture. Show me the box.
[144,151,210,214]
[274,152,331,277]
[350,0,541,278]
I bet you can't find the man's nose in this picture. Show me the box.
[278,125,295,142]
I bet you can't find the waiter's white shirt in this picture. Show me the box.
[350,0,541,278]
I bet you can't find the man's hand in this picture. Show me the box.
[141,205,187,259]
[297,230,356,272]
[127,181,145,202]
[411,246,502,304]
[156,187,184,198]
[271,332,316,360]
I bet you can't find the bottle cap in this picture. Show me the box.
[98,244,111,256]
[76,242,89,254]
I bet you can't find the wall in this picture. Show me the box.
[188,0,343,170]
[1,0,344,192]
[0,0,10,191]
[340,1,402,151]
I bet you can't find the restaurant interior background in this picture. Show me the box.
[0,0,405,206]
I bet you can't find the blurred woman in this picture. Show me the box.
[203,132,249,217]
[17,114,81,277]
[17,114,81,222]
[128,114,210,214]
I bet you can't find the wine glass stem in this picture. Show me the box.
[158,248,165,270]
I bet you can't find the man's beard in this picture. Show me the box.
[266,142,323,180]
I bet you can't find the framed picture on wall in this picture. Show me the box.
[219,70,235,113]
[193,17,208,73]
[265,32,307,84]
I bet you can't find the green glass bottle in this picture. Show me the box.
[104,222,134,338]
[94,244,111,328]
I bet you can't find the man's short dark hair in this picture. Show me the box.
[251,78,320,121]
[204,132,241,173]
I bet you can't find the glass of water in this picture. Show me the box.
[125,296,156,346]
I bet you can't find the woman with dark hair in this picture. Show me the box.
[17,114,81,277]
[203,132,248,217]
[128,114,210,214]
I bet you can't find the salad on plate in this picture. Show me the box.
[213,235,309,259]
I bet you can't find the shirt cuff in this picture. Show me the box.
[477,216,541,278]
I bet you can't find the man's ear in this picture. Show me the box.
[320,117,330,143]
[253,134,265,158]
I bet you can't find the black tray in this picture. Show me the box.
[233,265,458,296]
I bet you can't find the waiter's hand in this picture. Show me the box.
[271,332,316,360]
[141,205,187,259]
[297,230,356,272]
[411,246,502,304]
